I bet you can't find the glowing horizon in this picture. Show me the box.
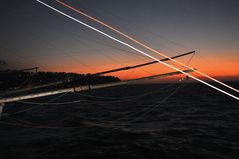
[1,0,239,83]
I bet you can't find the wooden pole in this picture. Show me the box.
[0,69,194,119]
[1,51,195,96]
[0,103,4,120]
[0,69,194,104]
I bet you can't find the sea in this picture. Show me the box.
[0,82,239,159]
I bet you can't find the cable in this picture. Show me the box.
[3,92,68,116]
[36,0,239,100]
[56,0,239,94]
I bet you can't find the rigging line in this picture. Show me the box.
[93,51,195,76]
[124,83,184,124]
[0,69,193,104]
[1,51,194,97]
[3,92,68,117]
[0,45,40,71]
[22,84,172,120]
[14,90,162,104]
[0,67,38,73]
[0,116,106,130]
[86,5,192,51]
[4,115,41,126]
[70,83,181,128]
[98,86,179,126]
[56,0,239,94]
[36,0,239,101]
[112,46,149,60]
[0,120,74,129]
[17,99,83,105]
[186,52,195,66]
[75,84,172,104]
[111,83,181,123]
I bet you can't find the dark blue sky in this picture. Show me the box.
[0,0,238,78]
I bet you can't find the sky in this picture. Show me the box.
[0,0,239,82]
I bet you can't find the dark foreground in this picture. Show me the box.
[0,82,239,159]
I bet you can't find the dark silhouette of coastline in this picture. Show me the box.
[0,70,120,90]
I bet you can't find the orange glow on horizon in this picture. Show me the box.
[55,0,239,90]
[44,0,239,82]
[46,53,239,82]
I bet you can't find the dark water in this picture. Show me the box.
[0,82,239,159]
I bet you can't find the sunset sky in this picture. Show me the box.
[1,0,239,82]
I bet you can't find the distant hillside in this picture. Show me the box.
[0,70,120,90]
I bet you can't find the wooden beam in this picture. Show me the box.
[93,51,195,76]
[0,69,194,119]
[0,69,194,104]
[0,103,4,120]
[1,51,195,96]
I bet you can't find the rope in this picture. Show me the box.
[0,81,183,130]
[3,92,68,117]
[50,0,239,99]
[5,84,172,106]
[123,83,184,123]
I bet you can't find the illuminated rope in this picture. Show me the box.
[56,0,239,93]
[36,0,239,101]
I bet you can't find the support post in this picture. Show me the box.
[0,103,4,120]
